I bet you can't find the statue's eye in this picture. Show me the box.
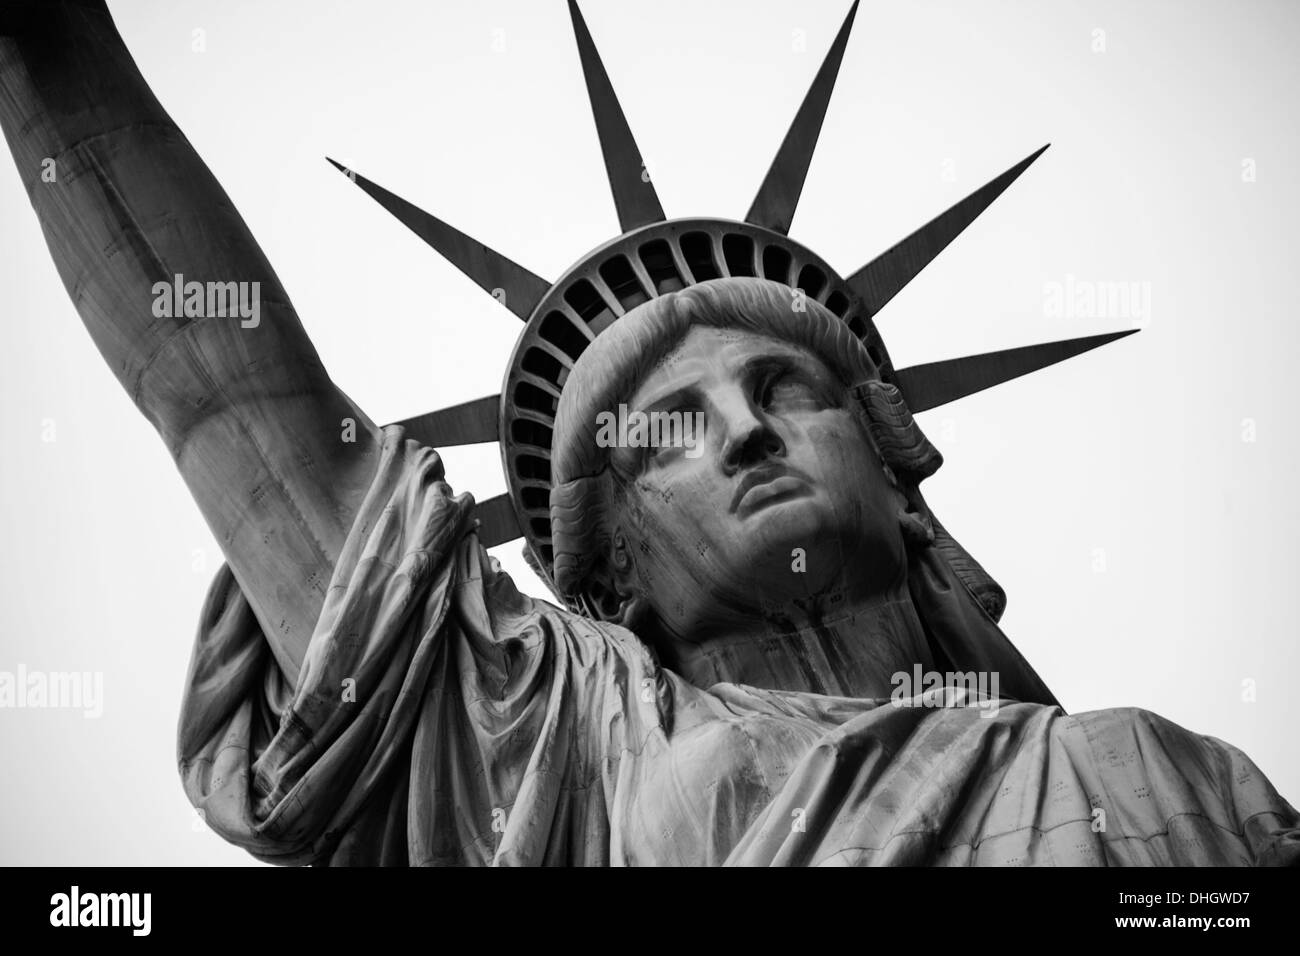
[640,406,704,472]
[758,369,820,410]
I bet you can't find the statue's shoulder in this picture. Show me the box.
[1049,703,1247,776]
[354,431,649,671]
[472,544,651,661]
[1059,704,1186,738]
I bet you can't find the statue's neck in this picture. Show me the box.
[651,589,934,699]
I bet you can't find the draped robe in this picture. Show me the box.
[178,427,1300,866]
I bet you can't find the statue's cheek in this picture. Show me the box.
[776,407,859,452]
[637,457,726,510]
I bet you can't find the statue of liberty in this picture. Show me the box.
[2,0,1296,865]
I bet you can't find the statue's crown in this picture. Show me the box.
[329,1,1135,590]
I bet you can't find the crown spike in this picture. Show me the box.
[393,394,500,448]
[893,329,1138,413]
[745,0,859,235]
[327,159,549,321]
[475,493,524,548]
[568,1,666,231]
[847,144,1050,318]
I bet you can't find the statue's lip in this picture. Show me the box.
[731,463,812,516]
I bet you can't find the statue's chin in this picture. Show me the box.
[741,493,834,548]
[726,497,851,593]
[719,494,906,604]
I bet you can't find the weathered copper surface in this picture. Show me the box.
[2,0,1295,867]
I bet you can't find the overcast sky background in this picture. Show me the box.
[1,0,1297,865]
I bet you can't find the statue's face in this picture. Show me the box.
[607,325,907,638]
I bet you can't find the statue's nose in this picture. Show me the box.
[716,390,785,475]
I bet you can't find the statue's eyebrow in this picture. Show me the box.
[739,349,820,384]
[630,382,701,415]
[629,342,823,413]
[741,353,792,379]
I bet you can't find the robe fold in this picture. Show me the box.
[178,426,1300,866]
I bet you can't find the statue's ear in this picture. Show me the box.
[896,479,936,549]
[580,529,646,627]
[581,578,643,626]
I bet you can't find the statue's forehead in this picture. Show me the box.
[652,325,799,370]
[634,325,824,400]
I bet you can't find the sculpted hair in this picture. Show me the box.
[546,276,1006,623]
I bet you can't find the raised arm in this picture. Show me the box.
[0,0,381,680]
